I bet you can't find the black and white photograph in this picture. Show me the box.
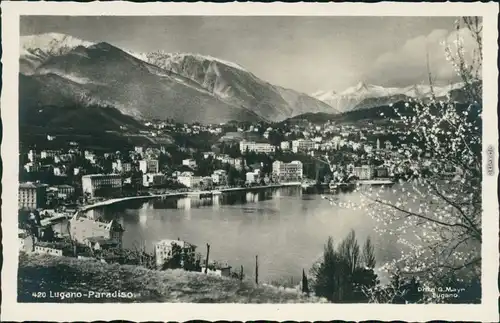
[1,2,498,322]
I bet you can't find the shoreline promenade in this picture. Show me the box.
[41,182,301,226]
[81,181,302,212]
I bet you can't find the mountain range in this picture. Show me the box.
[19,33,338,125]
[20,32,465,126]
[311,81,464,113]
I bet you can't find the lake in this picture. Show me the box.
[76,186,403,285]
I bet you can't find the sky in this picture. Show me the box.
[21,16,475,94]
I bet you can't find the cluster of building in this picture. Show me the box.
[18,116,442,282]
[143,119,224,136]
[238,134,394,160]
[239,141,275,154]
[18,210,125,260]
[154,239,232,277]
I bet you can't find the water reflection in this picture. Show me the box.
[80,186,405,283]
[213,194,220,209]
[176,197,191,210]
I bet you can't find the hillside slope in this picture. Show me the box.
[25,42,259,124]
[140,51,339,121]
[18,254,325,303]
[21,34,339,124]
[19,73,148,132]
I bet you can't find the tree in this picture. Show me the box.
[312,237,342,302]
[302,269,310,296]
[338,230,360,275]
[333,18,482,302]
[362,237,376,269]
[312,232,380,303]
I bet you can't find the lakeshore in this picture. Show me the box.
[82,181,302,211]
[41,182,302,226]
[79,185,405,284]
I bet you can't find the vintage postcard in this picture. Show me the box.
[1,1,498,321]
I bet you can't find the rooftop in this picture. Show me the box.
[35,240,73,252]
[82,174,121,178]
[19,182,47,189]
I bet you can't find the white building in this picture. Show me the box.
[177,172,202,188]
[234,158,245,170]
[18,182,48,210]
[139,159,159,174]
[332,136,342,150]
[33,245,64,257]
[211,169,228,185]
[41,150,59,159]
[182,159,197,169]
[216,154,233,164]
[84,151,97,164]
[291,139,315,153]
[239,141,275,154]
[155,239,196,268]
[112,160,123,173]
[28,150,37,163]
[82,174,122,198]
[280,141,290,150]
[272,160,303,182]
[53,167,65,177]
[69,216,123,247]
[246,169,260,184]
[24,162,39,173]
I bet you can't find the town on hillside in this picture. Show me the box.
[18,116,462,278]
[13,13,486,309]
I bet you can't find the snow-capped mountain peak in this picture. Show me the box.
[312,81,464,113]
[310,89,337,102]
[21,32,94,55]
[20,32,339,124]
[342,81,370,94]
[20,32,95,74]
[354,81,369,91]
[340,82,400,97]
[135,50,248,72]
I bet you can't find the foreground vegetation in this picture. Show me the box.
[18,253,326,303]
